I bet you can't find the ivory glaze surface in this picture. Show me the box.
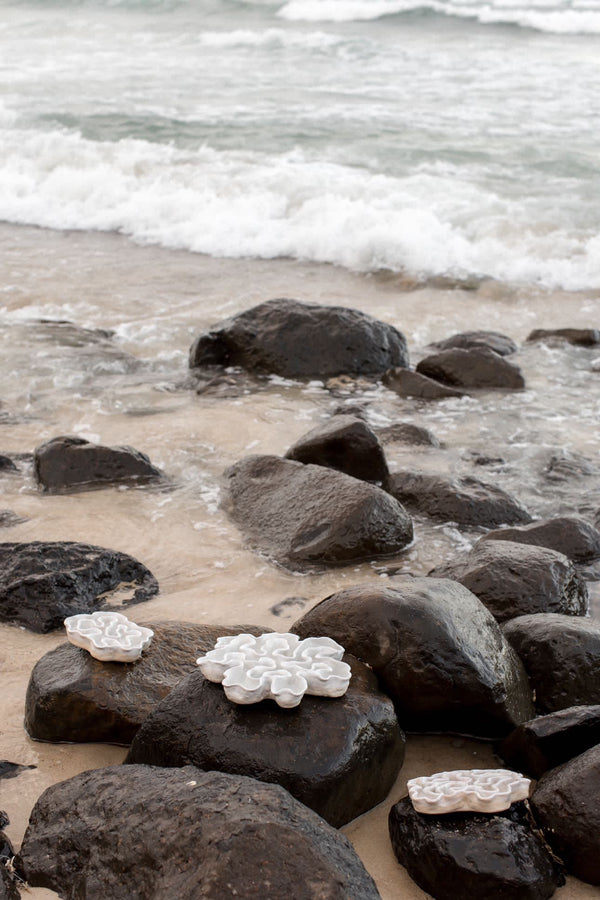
[407,768,531,814]
[64,611,154,662]
[196,632,351,708]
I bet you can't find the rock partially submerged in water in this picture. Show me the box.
[292,577,534,738]
[428,330,518,356]
[0,541,158,633]
[285,415,389,486]
[531,744,600,885]
[527,327,600,346]
[0,812,18,900]
[416,347,525,390]
[430,541,588,623]
[388,797,564,900]
[18,766,382,900]
[377,421,442,447]
[502,614,600,713]
[499,705,600,778]
[189,297,409,378]
[34,435,164,492]
[126,656,404,827]
[388,472,531,528]
[25,623,265,744]
[481,515,600,562]
[223,455,413,569]
[382,367,466,399]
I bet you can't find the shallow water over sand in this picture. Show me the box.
[1,223,599,898]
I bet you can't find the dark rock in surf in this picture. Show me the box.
[291,576,533,738]
[0,761,35,780]
[416,347,525,390]
[17,766,382,900]
[430,541,588,623]
[0,456,17,472]
[389,471,531,528]
[527,328,600,346]
[0,511,27,528]
[481,516,600,563]
[34,435,164,492]
[531,744,600,885]
[544,449,598,480]
[0,541,158,633]
[0,813,18,900]
[499,705,600,778]
[382,367,465,399]
[377,422,442,448]
[502,614,600,713]
[189,298,409,379]
[427,330,518,356]
[388,797,564,900]
[285,415,390,486]
[223,455,413,570]
[25,623,267,745]
[126,656,404,828]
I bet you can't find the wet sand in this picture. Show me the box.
[1,223,599,898]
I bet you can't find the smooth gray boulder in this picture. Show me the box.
[428,330,518,356]
[34,435,164,492]
[189,298,409,378]
[527,328,600,346]
[416,346,525,389]
[481,516,600,562]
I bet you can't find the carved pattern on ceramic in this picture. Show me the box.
[407,768,531,815]
[64,611,154,662]
[196,632,351,708]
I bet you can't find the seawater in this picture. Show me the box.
[1,0,600,287]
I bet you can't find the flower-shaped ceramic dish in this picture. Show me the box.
[196,632,351,708]
[407,768,531,815]
[64,611,154,662]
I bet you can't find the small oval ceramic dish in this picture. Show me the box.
[196,632,351,708]
[64,611,154,662]
[407,768,531,815]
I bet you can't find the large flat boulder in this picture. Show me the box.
[502,614,600,713]
[531,744,600,885]
[223,455,413,569]
[18,766,381,899]
[34,435,164,492]
[292,577,534,738]
[389,472,531,528]
[189,298,409,378]
[25,622,267,744]
[0,541,158,633]
[430,541,588,623]
[126,656,404,828]
[389,797,564,900]
[416,347,525,389]
[285,415,389,486]
[481,516,600,562]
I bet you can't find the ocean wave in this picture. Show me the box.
[277,0,600,33]
[1,127,599,290]
[197,26,343,47]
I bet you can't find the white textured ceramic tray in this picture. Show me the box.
[196,632,351,708]
[64,611,154,662]
[407,768,531,815]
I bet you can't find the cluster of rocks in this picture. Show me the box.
[4,299,600,899]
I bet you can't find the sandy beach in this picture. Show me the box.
[1,223,600,898]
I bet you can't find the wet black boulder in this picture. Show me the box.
[34,435,164,492]
[285,415,390,485]
[416,346,525,389]
[382,367,465,399]
[499,705,600,778]
[481,515,600,562]
[428,330,518,356]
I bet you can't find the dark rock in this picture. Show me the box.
[0,813,18,900]
[0,457,17,472]
[481,516,600,563]
[416,347,525,390]
[382,367,465,399]
[502,614,600,713]
[0,541,158,633]
[189,298,409,379]
[527,328,600,346]
[126,657,404,827]
[430,541,588,623]
[499,706,600,778]
[25,622,266,744]
[389,797,564,900]
[34,435,164,492]
[34,318,116,346]
[428,330,518,356]
[531,744,600,885]
[0,511,27,528]
[331,403,369,419]
[223,455,413,570]
[545,450,598,480]
[377,422,442,448]
[0,761,35,779]
[18,765,381,900]
[269,596,308,617]
[285,415,389,485]
[292,577,534,738]
[389,471,531,528]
